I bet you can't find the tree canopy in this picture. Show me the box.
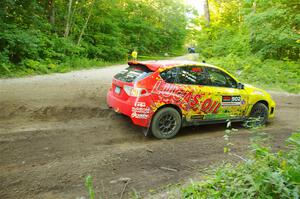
[190,0,299,60]
[1,0,299,81]
[0,0,188,75]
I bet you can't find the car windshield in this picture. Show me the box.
[114,64,152,82]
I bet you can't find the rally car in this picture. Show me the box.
[107,60,276,139]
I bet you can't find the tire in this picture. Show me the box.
[246,103,269,127]
[150,107,181,139]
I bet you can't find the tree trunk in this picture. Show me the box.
[64,0,73,37]
[250,1,256,47]
[77,9,92,45]
[47,0,55,25]
[203,0,210,26]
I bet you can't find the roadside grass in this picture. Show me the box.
[182,130,300,198]
[0,54,176,78]
[0,57,122,78]
[83,129,300,199]
[204,54,300,93]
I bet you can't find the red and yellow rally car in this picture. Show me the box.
[107,60,276,139]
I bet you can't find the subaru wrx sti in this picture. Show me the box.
[107,61,276,139]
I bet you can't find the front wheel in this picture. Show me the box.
[150,107,181,139]
[246,103,269,127]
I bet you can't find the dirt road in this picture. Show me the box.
[0,56,299,199]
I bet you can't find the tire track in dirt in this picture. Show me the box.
[0,56,299,198]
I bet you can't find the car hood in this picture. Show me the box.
[244,84,272,98]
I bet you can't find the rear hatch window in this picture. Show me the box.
[114,64,152,82]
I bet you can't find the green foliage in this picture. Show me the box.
[129,189,142,199]
[0,58,122,78]
[182,131,300,198]
[85,175,95,199]
[193,0,300,60]
[188,0,299,93]
[0,0,188,77]
[207,55,300,93]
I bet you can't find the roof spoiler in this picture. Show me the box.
[127,61,155,71]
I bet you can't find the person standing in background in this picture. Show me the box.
[131,49,138,61]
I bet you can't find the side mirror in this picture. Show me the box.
[237,83,244,89]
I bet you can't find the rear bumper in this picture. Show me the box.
[106,90,152,127]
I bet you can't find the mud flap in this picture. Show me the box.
[142,126,150,137]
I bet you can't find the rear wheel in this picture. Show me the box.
[246,103,269,127]
[150,107,181,139]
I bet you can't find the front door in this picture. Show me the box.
[204,67,249,121]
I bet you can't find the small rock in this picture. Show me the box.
[118,177,131,183]
[146,148,154,153]
[110,177,131,184]
[76,196,86,199]
[110,180,118,184]
[160,166,178,172]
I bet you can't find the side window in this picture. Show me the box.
[177,66,209,85]
[160,67,178,83]
[206,68,237,88]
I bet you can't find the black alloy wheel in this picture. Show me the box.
[150,107,181,139]
[247,103,269,127]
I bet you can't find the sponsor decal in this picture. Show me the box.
[131,101,150,119]
[132,107,150,113]
[241,99,245,105]
[191,67,202,72]
[134,101,146,108]
[152,81,221,113]
[222,96,241,106]
[204,113,228,120]
[191,115,204,120]
[131,112,149,119]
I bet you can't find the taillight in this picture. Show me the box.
[123,85,133,96]
[123,85,148,97]
[131,88,149,97]
[140,89,148,95]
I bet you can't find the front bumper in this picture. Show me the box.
[268,100,276,119]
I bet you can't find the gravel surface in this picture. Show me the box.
[0,55,299,198]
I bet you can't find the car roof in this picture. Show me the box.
[128,60,221,71]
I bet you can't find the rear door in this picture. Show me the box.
[172,65,214,121]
